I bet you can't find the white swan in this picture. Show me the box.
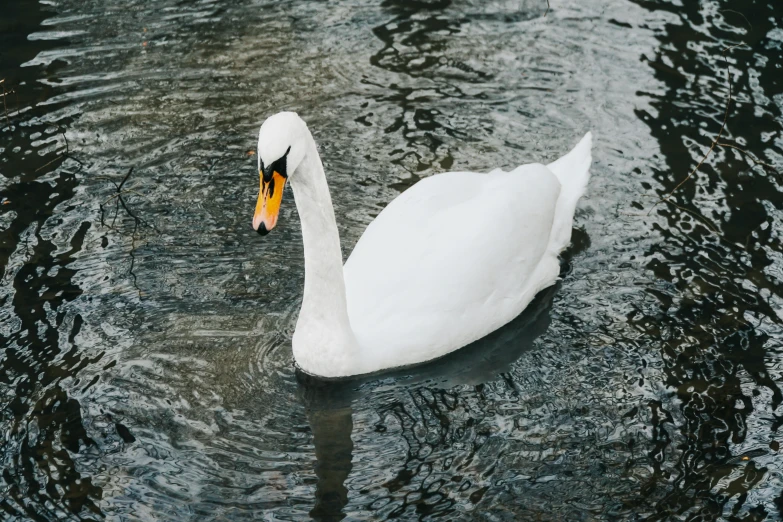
[252,112,592,378]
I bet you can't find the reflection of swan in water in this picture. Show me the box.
[303,401,354,522]
[296,279,564,521]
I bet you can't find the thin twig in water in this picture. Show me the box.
[720,9,752,32]
[118,166,133,191]
[94,175,121,190]
[639,194,737,247]
[647,44,746,216]
[1,79,9,129]
[721,42,748,54]
[100,167,140,227]
[60,128,84,167]
[117,194,145,226]
[13,84,19,119]
[34,147,68,172]
[117,190,150,297]
[110,197,121,228]
[100,189,145,207]
[545,0,550,16]
[34,128,85,172]
[662,199,721,237]
[98,166,151,297]
[100,167,157,231]
[717,142,780,174]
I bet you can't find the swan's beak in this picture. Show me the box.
[253,171,287,235]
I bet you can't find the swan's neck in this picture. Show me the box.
[289,136,360,377]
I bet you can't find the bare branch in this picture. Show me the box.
[647,44,746,215]
[1,79,9,130]
[717,142,780,174]
[720,9,752,32]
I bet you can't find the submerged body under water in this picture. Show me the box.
[1,0,782,520]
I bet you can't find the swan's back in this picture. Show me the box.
[344,133,592,374]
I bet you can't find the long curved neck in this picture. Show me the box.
[289,133,359,377]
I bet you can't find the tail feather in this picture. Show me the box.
[546,132,592,253]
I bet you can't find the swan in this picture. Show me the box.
[252,112,592,378]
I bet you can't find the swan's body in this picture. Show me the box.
[253,112,592,378]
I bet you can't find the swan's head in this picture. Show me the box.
[253,111,309,235]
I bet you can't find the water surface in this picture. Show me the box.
[1,0,783,520]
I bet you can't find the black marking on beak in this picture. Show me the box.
[268,176,275,199]
[256,222,269,236]
[261,146,292,182]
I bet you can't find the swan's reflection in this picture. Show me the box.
[306,403,354,521]
[297,282,559,521]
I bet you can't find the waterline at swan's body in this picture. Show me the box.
[252,112,592,378]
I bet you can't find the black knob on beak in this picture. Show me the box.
[256,223,270,236]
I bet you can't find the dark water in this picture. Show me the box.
[1,0,782,520]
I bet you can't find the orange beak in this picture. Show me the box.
[253,171,287,235]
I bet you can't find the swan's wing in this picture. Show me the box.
[344,164,562,371]
[546,132,592,252]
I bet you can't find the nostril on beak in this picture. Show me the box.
[256,223,270,236]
